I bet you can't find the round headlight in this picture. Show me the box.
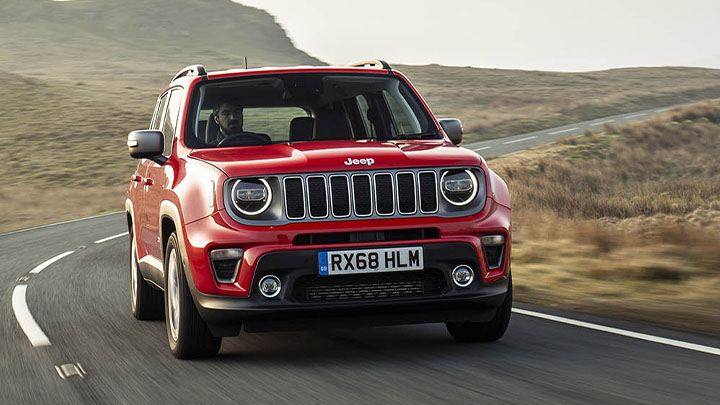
[440,169,478,206]
[231,178,272,216]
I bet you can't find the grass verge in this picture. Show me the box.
[490,101,720,334]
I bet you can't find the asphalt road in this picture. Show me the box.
[3,104,719,404]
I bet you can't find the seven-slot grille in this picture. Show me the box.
[283,171,438,220]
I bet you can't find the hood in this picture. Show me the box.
[188,140,483,177]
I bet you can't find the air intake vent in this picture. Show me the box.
[284,177,305,219]
[307,176,328,218]
[374,173,394,215]
[328,175,350,217]
[293,270,446,302]
[352,174,373,216]
[211,259,240,283]
[396,172,417,214]
[418,171,438,213]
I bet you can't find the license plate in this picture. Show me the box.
[318,247,423,276]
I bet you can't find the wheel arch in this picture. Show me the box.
[158,200,197,290]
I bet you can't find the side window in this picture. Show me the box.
[151,94,169,131]
[382,89,422,136]
[161,89,183,155]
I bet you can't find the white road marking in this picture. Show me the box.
[12,285,51,347]
[549,127,579,135]
[94,232,129,244]
[501,150,525,157]
[655,107,671,113]
[512,308,720,357]
[502,136,537,145]
[625,113,647,119]
[55,363,86,379]
[29,251,75,274]
[590,119,614,127]
[0,211,123,237]
[473,146,492,152]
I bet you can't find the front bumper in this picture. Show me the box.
[189,242,510,334]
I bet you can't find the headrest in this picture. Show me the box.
[205,113,220,145]
[289,117,315,142]
[313,107,352,140]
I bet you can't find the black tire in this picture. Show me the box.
[446,274,512,343]
[164,232,222,359]
[130,231,163,320]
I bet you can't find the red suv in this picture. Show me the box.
[126,61,512,358]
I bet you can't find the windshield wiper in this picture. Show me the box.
[395,132,441,140]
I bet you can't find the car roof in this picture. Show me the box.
[169,61,396,85]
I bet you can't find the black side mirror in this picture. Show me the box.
[128,130,165,162]
[438,118,463,145]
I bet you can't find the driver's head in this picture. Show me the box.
[213,100,243,135]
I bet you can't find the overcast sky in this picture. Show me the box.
[237,0,720,72]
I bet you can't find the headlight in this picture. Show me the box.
[440,169,478,206]
[231,178,272,216]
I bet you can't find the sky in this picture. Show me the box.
[236,0,720,72]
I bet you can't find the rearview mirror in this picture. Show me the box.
[438,118,463,145]
[128,130,164,159]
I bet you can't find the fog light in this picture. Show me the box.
[451,265,474,287]
[258,275,281,298]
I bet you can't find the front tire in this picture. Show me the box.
[130,232,163,320]
[446,274,512,342]
[164,232,222,359]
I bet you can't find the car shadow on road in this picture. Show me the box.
[206,322,514,366]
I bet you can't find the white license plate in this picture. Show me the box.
[318,247,423,276]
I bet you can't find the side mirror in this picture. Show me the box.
[128,130,164,160]
[438,118,463,145]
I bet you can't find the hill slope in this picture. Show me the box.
[397,64,720,142]
[0,0,323,84]
[1,0,720,231]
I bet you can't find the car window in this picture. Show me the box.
[383,89,421,135]
[355,95,376,139]
[240,107,310,142]
[186,73,439,148]
[162,89,183,155]
[151,93,169,130]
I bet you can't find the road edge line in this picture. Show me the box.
[0,211,124,238]
[512,308,720,356]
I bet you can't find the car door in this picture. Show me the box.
[137,92,169,260]
[143,88,183,262]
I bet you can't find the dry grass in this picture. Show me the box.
[491,101,720,334]
[397,64,720,142]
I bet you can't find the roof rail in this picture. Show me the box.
[346,60,392,70]
[171,64,207,82]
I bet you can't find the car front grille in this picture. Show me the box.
[293,269,446,302]
[283,170,439,221]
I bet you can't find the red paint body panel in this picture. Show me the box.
[182,201,511,297]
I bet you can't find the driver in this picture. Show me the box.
[211,100,244,146]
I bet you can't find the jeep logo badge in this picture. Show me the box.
[344,158,375,166]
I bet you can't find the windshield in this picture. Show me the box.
[185,73,439,148]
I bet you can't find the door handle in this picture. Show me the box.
[144,178,155,186]
[131,174,143,182]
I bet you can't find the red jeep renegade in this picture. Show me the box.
[126,61,512,358]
